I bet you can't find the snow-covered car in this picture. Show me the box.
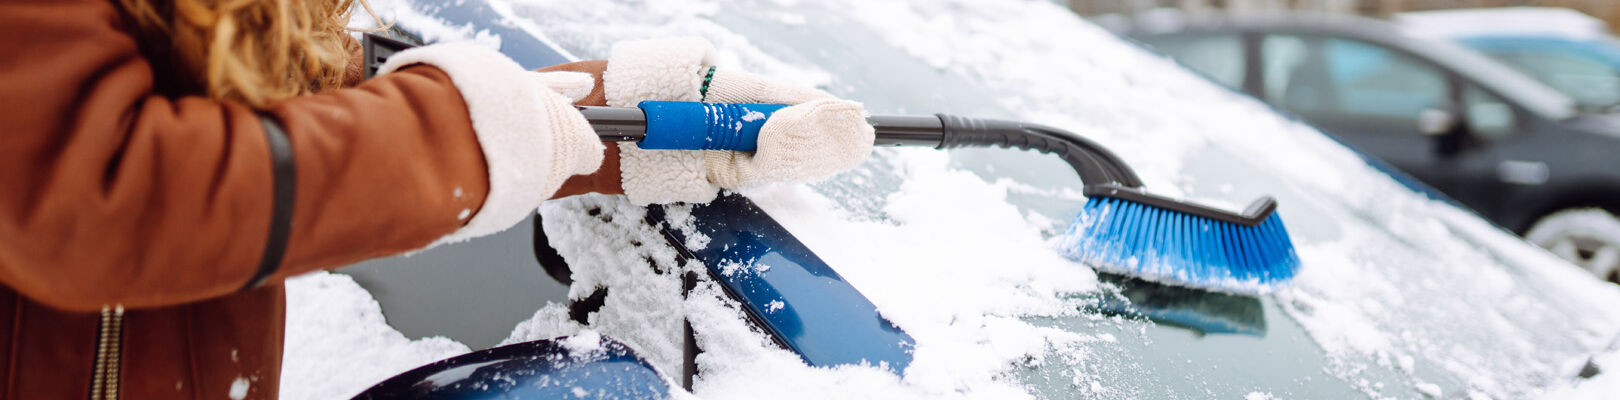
[284,1,1620,399]
[1398,7,1620,112]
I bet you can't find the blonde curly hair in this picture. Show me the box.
[117,0,384,108]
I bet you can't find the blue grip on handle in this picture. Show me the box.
[637,101,790,151]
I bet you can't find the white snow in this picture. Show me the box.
[661,204,712,250]
[1541,346,1620,399]
[229,376,250,400]
[346,0,502,49]
[280,272,470,400]
[1397,7,1611,40]
[277,0,1620,399]
[559,329,605,354]
[1415,381,1443,398]
[510,173,1105,399]
[741,110,766,122]
[518,196,693,377]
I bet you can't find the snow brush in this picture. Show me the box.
[580,102,1300,294]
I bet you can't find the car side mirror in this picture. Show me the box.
[1419,108,1469,157]
[1417,108,1457,136]
[1465,103,1515,139]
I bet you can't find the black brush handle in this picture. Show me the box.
[926,115,1276,226]
[579,106,1143,189]
[933,114,1143,188]
[584,106,1275,226]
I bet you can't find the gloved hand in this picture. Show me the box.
[603,38,874,204]
[699,70,875,190]
[376,43,604,245]
[527,70,605,190]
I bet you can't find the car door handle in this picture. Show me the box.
[1498,160,1549,185]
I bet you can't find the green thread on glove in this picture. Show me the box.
[699,66,717,100]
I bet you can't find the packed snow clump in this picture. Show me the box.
[281,272,470,400]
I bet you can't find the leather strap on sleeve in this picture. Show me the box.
[244,114,296,290]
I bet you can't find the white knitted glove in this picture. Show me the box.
[701,68,832,106]
[532,71,595,105]
[604,38,874,204]
[377,44,604,245]
[701,69,874,188]
[529,71,605,189]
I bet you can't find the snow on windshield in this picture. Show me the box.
[283,0,1620,399]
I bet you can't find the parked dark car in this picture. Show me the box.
[1397,8,1620,113]
[1130,14,1620,282]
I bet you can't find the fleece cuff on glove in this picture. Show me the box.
[378,43,604,246]
[603,38,718,205]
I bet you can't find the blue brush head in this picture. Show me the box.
[1057,197,1300,295]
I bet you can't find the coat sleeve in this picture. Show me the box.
[0,0,548,311]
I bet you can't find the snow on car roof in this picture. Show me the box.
[1396,7,1611,40]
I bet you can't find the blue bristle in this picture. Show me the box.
[1059,197,1301,295]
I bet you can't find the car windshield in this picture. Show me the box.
[479,1,1620,398]
[1390,26,1581,121]
[1456,35,1620,113]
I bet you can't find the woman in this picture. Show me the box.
[0,0,874,398]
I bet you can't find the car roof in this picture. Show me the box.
[1394,7,1610,41]
[1135,12,1410,46]
[1130,12,1577,120]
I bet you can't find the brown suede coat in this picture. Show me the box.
[0,0,618,398]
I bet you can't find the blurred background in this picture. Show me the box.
[1063,0,1620,22]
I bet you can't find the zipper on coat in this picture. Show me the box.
[88,305,124,400]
